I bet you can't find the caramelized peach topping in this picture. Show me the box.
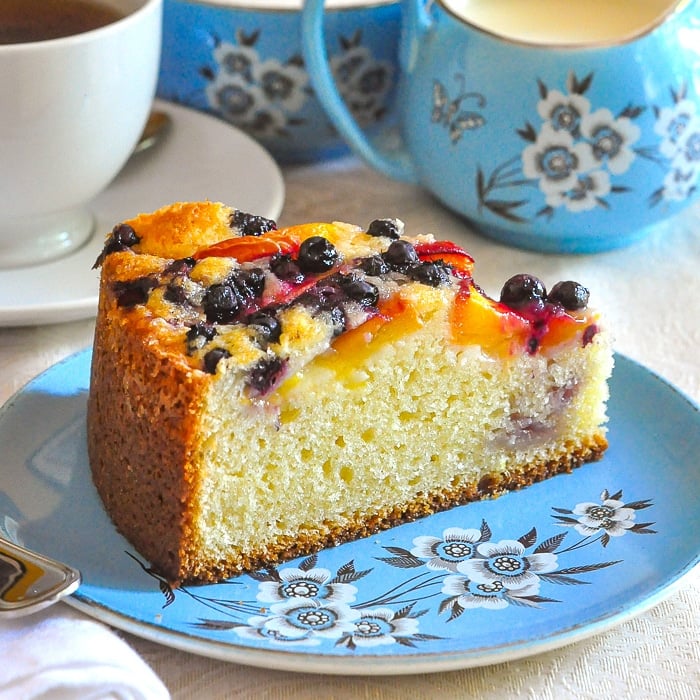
[97,213,595,374]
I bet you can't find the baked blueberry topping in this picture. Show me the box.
[93,223,140,267]
[297,236,339,273]
[230,210,278,237]
[246,356,287,395]
[500,274,547,310]
[246,310,282,344]
[203,282,241,323]
[299,279,345,311]
[335,272,379,307]
[367,218,402,239]
[113,276,156,307]
[359,254,390,277]
[547,280,589,310]
[105,211,597,373]
[407,260,451,287]
[383,239,419,270]
[186,321,217,354]
[112,222,139,246]
[165,257,196,275]
[297,279,349,335]
[203,347,231,374]
[233,267,266,299]
[202,269,266,324]
[583,324,599,346]
[269,253,304,283]
[164,282,188,305]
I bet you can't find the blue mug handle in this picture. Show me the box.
[301,0,426,183]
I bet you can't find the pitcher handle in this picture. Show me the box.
[301,0,420,183]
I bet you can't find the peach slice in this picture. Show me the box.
[414,240,475,278]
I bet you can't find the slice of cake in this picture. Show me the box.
[87,201,613,585]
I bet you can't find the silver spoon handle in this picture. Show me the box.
[0,537,81,617]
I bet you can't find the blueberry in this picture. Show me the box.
[297,280,347,335]
[203,283,241,323]
[547,280,589,310]
[407,261,451,287]
[230,210,278,237]
[367,218,403,239]
[383,240,419,270]
[500,274,547,309]
[359,254,390,277]
[246,356,286,395]
[298,280,343,311]
[246,310,282,344]
[269,253,304,283]
[336,273,379,306]
[186,321,217,354]
[113,276,156,307]
[203,347,231,374]
[583,324,599,346]
[112,223,139,247]
[233,267,266,299]
[164,282,188,304]
[297,236,339,273]
[211,270,266,313]
[93,223,141,267]
[165,257,196,275]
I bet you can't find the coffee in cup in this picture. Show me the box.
[0,0,162,269]
[0,0,125,44]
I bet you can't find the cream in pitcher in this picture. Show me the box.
[301,0,700,253]
[444,0,677,45]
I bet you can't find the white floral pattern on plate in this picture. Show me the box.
[130,489,655,649]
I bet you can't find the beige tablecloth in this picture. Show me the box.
[1,157,698,699]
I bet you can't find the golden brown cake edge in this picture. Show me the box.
[87,270,210,581]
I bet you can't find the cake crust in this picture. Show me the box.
[89,293,205,579]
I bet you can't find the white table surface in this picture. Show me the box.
[1,155,698,699]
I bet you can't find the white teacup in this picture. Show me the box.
[0,0,163,269]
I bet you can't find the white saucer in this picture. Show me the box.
[0,100,285,327]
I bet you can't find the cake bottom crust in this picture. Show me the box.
[175,434,607,585]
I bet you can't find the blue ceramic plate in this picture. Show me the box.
[1,350,698,674]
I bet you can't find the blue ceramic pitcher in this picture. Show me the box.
[302,0,700,253]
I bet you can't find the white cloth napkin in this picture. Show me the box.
[0,606,169,700]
